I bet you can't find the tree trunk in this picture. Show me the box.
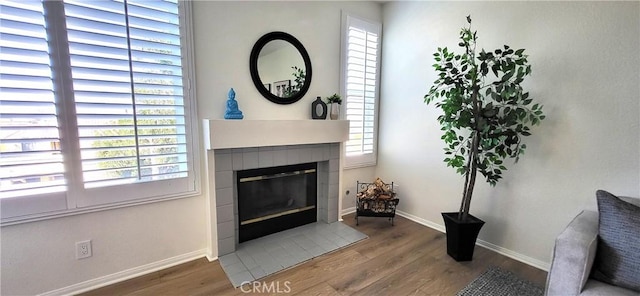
[459,131,479,221]
[463,133,480,219]
[459,140,473,217]
[459,71,482,221]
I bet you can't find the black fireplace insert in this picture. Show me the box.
[237,162,317,243]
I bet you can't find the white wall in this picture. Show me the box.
[1,2,382,295]
[193,1,382,213]
[1,196,208,295]
[378,1,640,268]
[342,166,378,211]
[193,1,381,120]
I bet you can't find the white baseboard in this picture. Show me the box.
[41,249,209,296]
[395,210,550,272]
[396,210,446,233]
[341,206,356,216]
[475,239,549,271]
[206,254,219,262]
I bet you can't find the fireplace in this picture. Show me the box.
[204,119,349,257]
[211,143,340,256]
[237,162,318,242]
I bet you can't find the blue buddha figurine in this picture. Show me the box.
[224,88,244,119]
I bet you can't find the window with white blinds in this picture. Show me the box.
[341,14,381,168]
[0,1,64,198]
[0,0,198,223]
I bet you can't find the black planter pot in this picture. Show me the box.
[442,212,485,261]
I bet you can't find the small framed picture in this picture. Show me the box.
[263,83,271,92]
[273,80,291,97]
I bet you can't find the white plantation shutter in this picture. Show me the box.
[0,1,66,198]
[0,0,198,223]
[64,0,189,189]
[342,15,381,168]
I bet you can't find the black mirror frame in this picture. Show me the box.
[250,31,312,105]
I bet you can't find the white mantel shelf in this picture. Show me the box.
[203,119,349,150]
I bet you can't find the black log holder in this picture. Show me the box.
[355,181,399,226]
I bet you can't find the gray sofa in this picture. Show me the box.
[545,196,640,296]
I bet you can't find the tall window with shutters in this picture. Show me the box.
[341,14,381,168]
[0,0,199,223]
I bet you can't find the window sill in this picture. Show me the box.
[0,189,201,227]
[344,161,377,170]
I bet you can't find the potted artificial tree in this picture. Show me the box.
[424,16,545,261]
[326,93,342,120]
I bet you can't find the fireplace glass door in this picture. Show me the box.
[237,162,317,242]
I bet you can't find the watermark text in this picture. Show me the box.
[240,281,292,294]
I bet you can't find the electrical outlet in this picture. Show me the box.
[76,240,92,259]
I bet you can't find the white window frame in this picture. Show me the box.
[0,0,201,225]
[340,13,382,169]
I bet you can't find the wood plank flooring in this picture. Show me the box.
[82,214,547,295]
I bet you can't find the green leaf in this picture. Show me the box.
[515,49,525,55]
[502,71,514,82]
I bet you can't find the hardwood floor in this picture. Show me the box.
[82,214,547,295]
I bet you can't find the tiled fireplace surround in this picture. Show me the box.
[213,144,340,255]
[205,120,349,257]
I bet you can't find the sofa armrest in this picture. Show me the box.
[545,210,599,296]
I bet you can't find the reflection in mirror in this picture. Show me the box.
[257,40,306,98]
[250,32,312,105]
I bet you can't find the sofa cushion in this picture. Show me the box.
[581,279,638,296]
[591,190,640,292]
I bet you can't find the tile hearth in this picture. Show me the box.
[219,221,367,287]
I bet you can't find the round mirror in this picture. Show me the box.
[250,32,312,104]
